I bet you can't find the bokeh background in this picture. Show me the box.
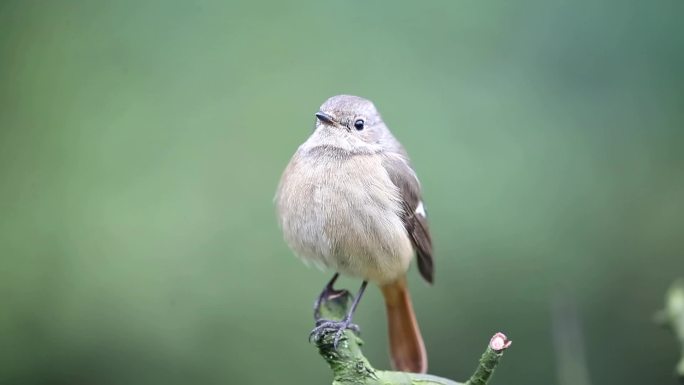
[1,1,683,384]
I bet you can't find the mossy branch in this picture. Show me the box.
[656,278,684,380]
[311,290,511,385]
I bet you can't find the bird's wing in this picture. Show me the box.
[383,153,434,283]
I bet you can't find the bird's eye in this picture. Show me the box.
[354,119,365,131]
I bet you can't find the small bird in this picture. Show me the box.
[275,95,433,373]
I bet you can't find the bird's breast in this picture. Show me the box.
[276,150,413,283]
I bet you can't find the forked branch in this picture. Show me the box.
[311,290,511,385]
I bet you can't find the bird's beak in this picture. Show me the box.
[315,111,335,125]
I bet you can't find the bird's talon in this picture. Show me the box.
[309,318,360,346]
[333,329,345,348]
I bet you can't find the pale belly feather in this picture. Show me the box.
[277,152,414,284]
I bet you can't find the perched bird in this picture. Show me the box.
[275,95,433,373]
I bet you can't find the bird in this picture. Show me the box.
[275,94,433,373]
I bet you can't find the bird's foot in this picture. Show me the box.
[309,317,360,348]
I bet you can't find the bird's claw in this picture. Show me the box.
[309,318,360,348]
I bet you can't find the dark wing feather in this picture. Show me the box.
[383,154,434,283]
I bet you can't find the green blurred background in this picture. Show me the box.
[1,1,683,384]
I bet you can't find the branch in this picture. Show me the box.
[311,290,511,385]
[656,278,684,380]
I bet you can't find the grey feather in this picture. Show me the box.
[382,154,434,283]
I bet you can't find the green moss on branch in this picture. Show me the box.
[311,290,510,385]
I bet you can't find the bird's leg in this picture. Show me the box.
[310,280,368,348]
[313,273,344,320]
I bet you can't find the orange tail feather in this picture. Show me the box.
[380,276,427,373]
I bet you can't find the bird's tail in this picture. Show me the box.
[380,276,427,373]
